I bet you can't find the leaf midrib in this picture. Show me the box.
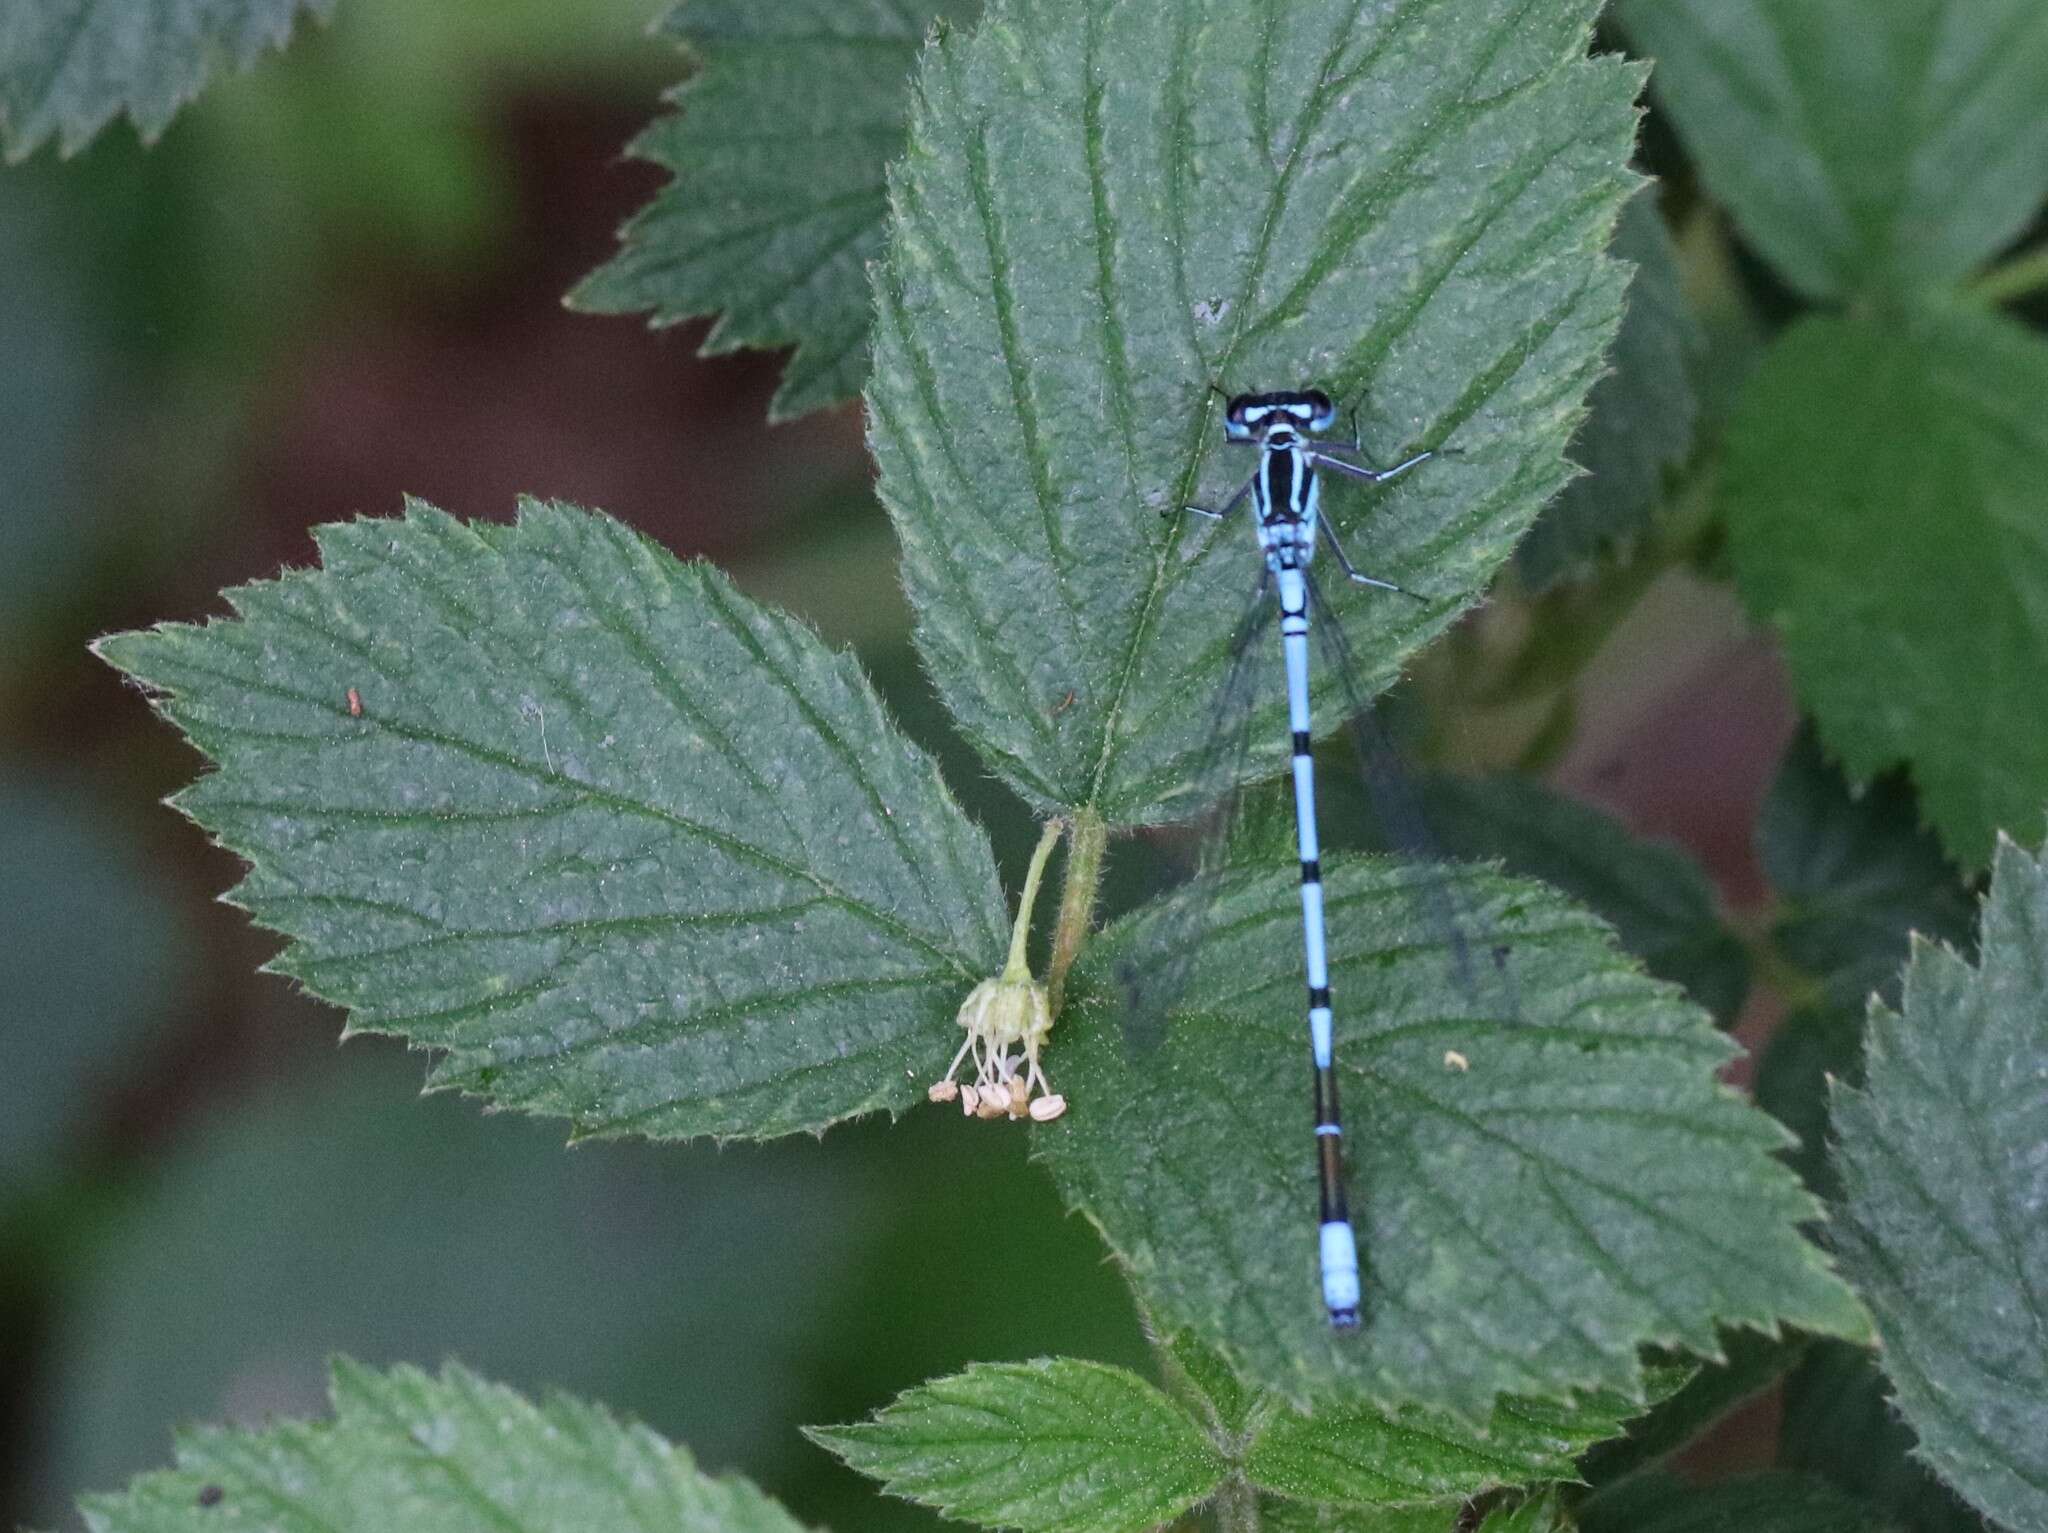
[1080,0,1558,815]
[161,650,979,980]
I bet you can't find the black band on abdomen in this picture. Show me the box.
[1314,1064,1348,1223]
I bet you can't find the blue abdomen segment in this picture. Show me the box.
[1320,1220,1361,1325]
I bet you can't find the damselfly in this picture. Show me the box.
[1172,387,1437,1329]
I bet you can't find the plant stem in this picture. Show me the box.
[1211,1473,1262,1533]
[1045,806,1107,1017]
[1007,816,1065,981]
[1973,244,2048,306]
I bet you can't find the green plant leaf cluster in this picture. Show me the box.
[1619,0,2048,871]
[91,0,1880,1499]
[1829,836,2048,1531]
[97,500,1008,1142]
[572,0,981,421]
[75,1359,810,1533]
[78,0,2048,1529]
[814,1342,1657,1532]
[0,0,333,161]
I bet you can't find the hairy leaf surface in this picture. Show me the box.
[1156,1329,1668,1516]
[572,0,981,420]
[1035,856,1866,1414]
[0,0,332,161]
[872,0,1641,824]
[1244,1381,1647,1509]
[1831,836,2048,1530]
[97,500,1007,1141]
[77,1360,808,1533]
[1619,0,2048,299]
[810,1359,1224,1533]
[1721,307,2048,869]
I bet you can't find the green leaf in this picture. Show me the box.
[1161,1328,1261,1438]
[96,499,1008,1141]
[871,0,1641,824]
[1721,306,2048,870]
[809,1359,1225,1533]
[1752,728,1974,1197]
[1617,0,2048,300]
[1158,1329,1672,1519]
[75,1358,809,1533]
[1781,1341,1990,1533]
[1578,1470,1888,1533]
[1829,835,2048,1531]
[1243,1378,1649,1509]
[571,1,982,421]
[0,0,333,162]
[1036,856,1867,1415]
[1517,187,1702,589]
[1400,773,1749,1026]
[1759,728,1975,1017]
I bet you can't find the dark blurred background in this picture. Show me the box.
[0,4,1808,1527]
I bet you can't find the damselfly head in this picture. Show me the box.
[1223,389,1338,442]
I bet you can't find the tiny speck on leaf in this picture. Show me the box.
[197,1485,224,1507]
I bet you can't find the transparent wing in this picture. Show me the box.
[1115,575,1283,1052]
[1305,567,1523,1025]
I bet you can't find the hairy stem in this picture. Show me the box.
[1045,806,1107,1017]
[1007,816,1065,981]
[1211,1473,1262,1533]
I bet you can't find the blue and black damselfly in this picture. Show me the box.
[1164,387,1450,1329]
